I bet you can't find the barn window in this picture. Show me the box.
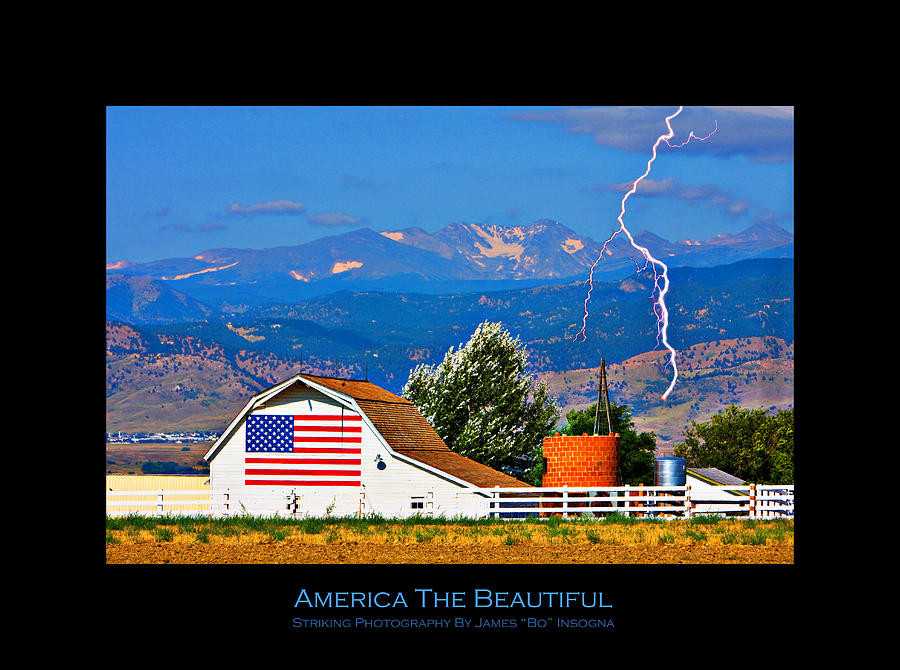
[410,496,425,510]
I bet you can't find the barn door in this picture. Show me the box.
[285,490,301,516]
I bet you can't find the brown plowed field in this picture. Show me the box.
[105,522,793,564]
[106,541,792,564]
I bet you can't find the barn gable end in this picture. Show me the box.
[204,373,527,518]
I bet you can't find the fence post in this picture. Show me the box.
[637,483,643,518]
[749,483,757,520]
[157,489,164,516]
[493,486,500,519]
[685,485,691,519]
[562,485,569,519]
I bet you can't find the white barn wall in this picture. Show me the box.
[361,448,485,519]
[687,475,747,515]
[210,385,483,519]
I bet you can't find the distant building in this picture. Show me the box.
[203,373,526,518]
[686,467,747,514]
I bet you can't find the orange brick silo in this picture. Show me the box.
[541,433,620,516]
[542,433,620,488]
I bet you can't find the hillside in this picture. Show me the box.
[151,257,793,387]
[106,328,793,454]
[106,322,354,432]
[107,257,793,445]
[106,220,793,313]
[542,336,794,454]
[106,274,214,323]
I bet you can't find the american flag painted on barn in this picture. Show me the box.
[244,410,362,486]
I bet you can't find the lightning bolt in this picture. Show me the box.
[574,106,717,401]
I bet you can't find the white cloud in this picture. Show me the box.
[308,212,361,227]
[509,105,793,163]
[226,200,306,215]
[600,176,752,220]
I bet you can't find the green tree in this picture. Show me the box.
[556,401,657,485]
[673,405,794,484]
[403,321,560,480]
[760,408,793,483]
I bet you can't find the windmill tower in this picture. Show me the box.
[542,358,621,492]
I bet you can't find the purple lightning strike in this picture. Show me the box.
[574,106,717,401]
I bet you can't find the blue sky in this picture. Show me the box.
[106,106,793,264]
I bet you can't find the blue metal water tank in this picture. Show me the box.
[655,457,686,486]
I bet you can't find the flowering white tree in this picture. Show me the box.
[403,321,559,478]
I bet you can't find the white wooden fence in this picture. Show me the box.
[106,489,212,517]
[106,483,793,519]
[468,483,794,519]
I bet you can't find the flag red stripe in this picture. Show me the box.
[246,469,361,476]
[293,436,361,443]
[292,446,361,453]
[294,425,362,432]
[295,414,361,421]
[246,457,361,465]
[245,480,360,486]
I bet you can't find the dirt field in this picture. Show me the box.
[106,540,792,564]
[105,522,794,564]
[105,441,211,475]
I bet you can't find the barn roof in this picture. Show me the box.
[687,468,746,486]
[204,372,528,489]
[296,373,411,404]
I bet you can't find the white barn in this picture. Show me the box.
[202,373,526,519]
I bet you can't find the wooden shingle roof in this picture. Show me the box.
[391,448,526,488]
[298,373,411,404]
[354,399,448,452]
